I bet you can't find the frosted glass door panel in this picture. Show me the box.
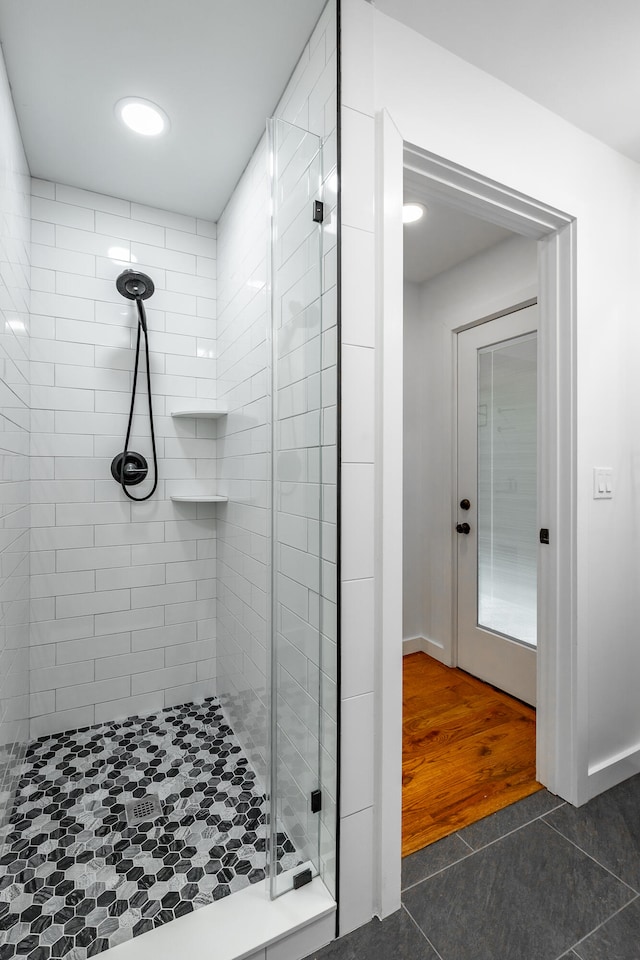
[477,334,537,646]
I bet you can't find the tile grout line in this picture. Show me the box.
[541,817,640,897]
[400,810,639,960]
[551,892,640,960]
[459,798,568,854]
[456,832,475,852]
[401,798,568,894]
[402,904,446,960]
[401,848,471,893]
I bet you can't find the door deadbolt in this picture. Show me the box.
[459,498,471,510]
[456,522,471,535]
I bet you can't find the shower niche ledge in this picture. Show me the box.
[167,481,228,503]
[170,403,227,419]
[170,494,228,503]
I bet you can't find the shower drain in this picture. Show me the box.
[125,792,163,825]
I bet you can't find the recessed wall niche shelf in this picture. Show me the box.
[170,495,228,503]
[168,405,228,502]
[170,407,227,419]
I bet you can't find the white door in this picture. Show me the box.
[456,305,538,705]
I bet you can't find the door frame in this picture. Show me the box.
[373,111,578,918]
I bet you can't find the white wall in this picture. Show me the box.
[29,181,218,737]
[340,0,640,933]
[373,4,640,793]
[403,236,537,661]
[216,0,338,895]
[0,47,30,823]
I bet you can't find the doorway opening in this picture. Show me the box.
[402,652,539,855]
[373,123,576,917]
[401,190,545,854]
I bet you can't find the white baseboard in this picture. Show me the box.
[583,743,640,803]
[402,636,447,664]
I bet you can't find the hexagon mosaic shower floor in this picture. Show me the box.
[0,697,299,959]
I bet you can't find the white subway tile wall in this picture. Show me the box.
[0,48,30,825]
[28,180,218,737]
[216,0,337,894]
[338,0,378,935]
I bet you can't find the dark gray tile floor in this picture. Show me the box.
[543,777,640,890]
[571,898,640,959]
[305,775,640,960]
[404,819,632,960]
[304,912,439,960]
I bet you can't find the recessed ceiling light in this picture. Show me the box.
[403,202,426,224]
[116,97,169,137]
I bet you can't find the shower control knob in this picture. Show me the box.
[111,451,149,487]
[456,522,471,535]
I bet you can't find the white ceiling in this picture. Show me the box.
[374,0,640,163]
[403,193,513,286]
[403,163,515,285]
[385,0,640,283]
[0,0,326,220]
[3,1,638,239]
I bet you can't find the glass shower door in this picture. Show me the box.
[267,118,324,897]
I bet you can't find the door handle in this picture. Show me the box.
[456,522,471,535]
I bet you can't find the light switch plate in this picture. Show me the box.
[593,467,613,499]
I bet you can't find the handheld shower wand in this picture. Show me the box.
[110,270,158,501]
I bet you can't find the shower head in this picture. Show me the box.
[116,269,155,301]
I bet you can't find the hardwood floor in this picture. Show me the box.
[402,652,541,857]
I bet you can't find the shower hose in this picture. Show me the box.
[121,297,158,502]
